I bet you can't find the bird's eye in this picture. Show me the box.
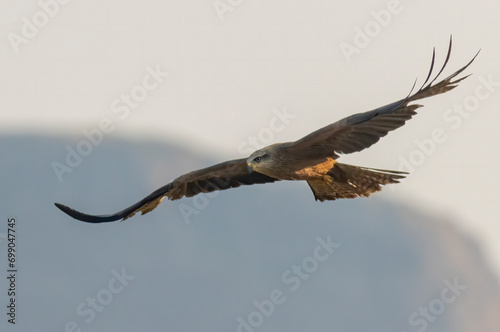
[254,156,262,162]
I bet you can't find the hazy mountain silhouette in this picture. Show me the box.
[1,134,498,332]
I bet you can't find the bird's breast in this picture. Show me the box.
[292,157,337,180]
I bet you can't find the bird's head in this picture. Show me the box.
[246,147,273,174]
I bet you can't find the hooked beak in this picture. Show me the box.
[247,163,253,174]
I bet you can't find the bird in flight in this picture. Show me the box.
[55,37,478,223]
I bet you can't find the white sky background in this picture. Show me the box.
[1,1,499,276]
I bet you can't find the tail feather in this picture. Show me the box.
[307,163,406,201]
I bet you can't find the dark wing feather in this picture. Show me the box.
[55,158,277,223]
[284,36,479,161]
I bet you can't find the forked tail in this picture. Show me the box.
[307,163,407,201]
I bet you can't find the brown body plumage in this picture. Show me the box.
[55,37,478,223]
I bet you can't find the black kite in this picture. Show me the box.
[55,38,478,223]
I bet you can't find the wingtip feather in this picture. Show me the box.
[54,202,122,223]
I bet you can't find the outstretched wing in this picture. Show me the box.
[55,158,277,223]
[284,36,479,161]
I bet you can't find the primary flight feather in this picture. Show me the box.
[55,37,479,223]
